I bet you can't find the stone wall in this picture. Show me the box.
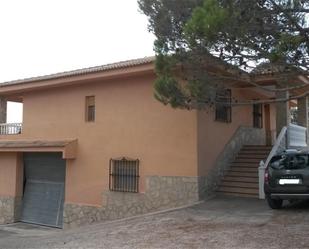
[0,196,17,224]
[13,197,22,222]
[64,176,200,229]
[0,126,266,228]
[198,126,266,197]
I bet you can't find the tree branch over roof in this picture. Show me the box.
[139,0,309,108]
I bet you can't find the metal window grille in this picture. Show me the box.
[215,89,232,123]
[253,103,263,128]
[109,157,139,193]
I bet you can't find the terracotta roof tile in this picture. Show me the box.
[0,56,155,87]
[252,62,303,75]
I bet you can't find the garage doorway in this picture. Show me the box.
[20,152,66,228]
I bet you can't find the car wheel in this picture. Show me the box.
[266,195,283,209]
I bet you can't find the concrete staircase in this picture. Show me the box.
[217,145,272,198]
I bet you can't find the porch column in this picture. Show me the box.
[297,96,309,144]
[0,97,7,124]
[0,152,23,224]
[276,90,290,134]
[297,96,308,128]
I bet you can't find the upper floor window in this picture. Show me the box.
[215,89,232,123]
[85,96,95,122]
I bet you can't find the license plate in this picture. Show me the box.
[279,179,301,185]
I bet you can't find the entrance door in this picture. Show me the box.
[264,104,272,145]
[21,152,66,228]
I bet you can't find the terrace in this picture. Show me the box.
[0,123,22,135]
[0,99,23,135]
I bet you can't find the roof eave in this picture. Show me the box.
[0,62,155,95]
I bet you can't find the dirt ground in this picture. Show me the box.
[0,196,309,249]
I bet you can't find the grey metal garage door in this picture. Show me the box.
[21,152,66,228]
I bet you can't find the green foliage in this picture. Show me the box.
[155,53,177,75]
[185,0,228,45]
[154,75,187,108]
[139,0,309,109]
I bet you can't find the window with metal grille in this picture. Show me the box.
[109,157,139,193]
[85,96,95,122]
[253,103,263,128]
[215,89,232,123]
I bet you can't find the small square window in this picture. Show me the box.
[85,96,95,122]
[109,157,140,193]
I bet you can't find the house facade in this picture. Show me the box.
[0,57,306,228]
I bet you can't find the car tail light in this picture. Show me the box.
[264,167,269,185]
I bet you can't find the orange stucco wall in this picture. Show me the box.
[197,88,274,176]
[0,152,23,197]
[12,73,197,206]
[0,71,278,207]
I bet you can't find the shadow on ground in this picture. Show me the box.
[0,196,308,249]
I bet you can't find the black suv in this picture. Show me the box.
[264,150,309,209]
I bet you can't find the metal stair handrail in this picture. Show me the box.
[264,126,287,169]
[258,126,287,199]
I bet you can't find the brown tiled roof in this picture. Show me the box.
[0,56,155,87]
[0,139,76,148]
[252,62,303,75]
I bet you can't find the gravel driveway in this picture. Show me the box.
[0,196,309,249]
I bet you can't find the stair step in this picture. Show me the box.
[223,176,259,183]
[241,148,271,152]
[231,162,260,168]
[238,151,270,155]
[216,145,269,199]
[242,145,271,148]
[226,171,258,178]
[217,186,259,195]
[217,192,258,198]
[234,158,263,163]
[243,145,272,149]
[236,154,268,159]
[220,181,258,189]
[229,167,258,173]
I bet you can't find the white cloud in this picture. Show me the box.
[0,0,154,82]
[0,0,155,123]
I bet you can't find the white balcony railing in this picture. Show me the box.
[0,123,22,135]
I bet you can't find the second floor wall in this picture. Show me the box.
[7,73,199,175]
[0,71,276,205]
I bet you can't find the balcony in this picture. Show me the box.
[0,123,22,135]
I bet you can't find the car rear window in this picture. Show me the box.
[270,154,309,170]
[270,155,288,169]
